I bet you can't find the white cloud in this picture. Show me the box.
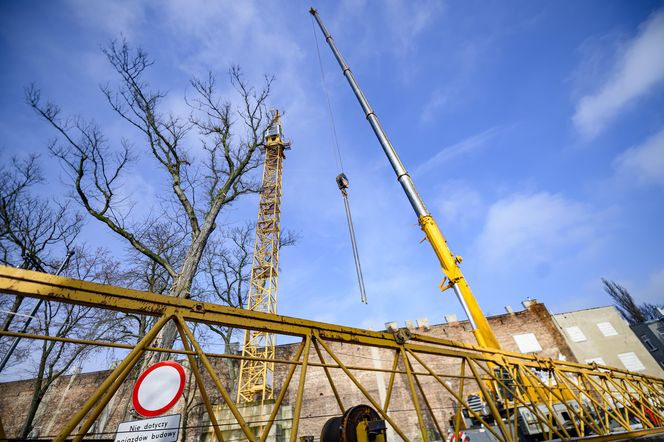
[66,0,145,38]
[432,181,484,227]
[474,192,601,272]
[160,0,303,77]
[384,0,444,55]
[114,171,158,220]
[614,127,664,187]
[157,1,315,144]
[573,8,664,138]
[419,88,449,125]
[331,0,443,60]
[415,126,506,175]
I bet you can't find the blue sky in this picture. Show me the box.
[1,0,663,334]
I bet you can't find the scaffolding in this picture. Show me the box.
[1,266,663,441]
[236,111,290,406]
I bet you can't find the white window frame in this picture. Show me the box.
[596,321,618,337]
[617,352,646,372]
[564,326,587,342]
[513,333,542,353]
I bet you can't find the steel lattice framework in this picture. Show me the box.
[0,267,663,441]
[236,112,290,405]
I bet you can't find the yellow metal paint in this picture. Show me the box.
[2,266,664,441]
[419,214,501,349]
[236,111,288,407]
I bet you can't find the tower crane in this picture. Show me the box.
[236,111,290,409]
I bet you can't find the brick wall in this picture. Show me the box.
[0,302,576,441]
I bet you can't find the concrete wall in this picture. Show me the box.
[552,306,664,378]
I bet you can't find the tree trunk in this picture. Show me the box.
[223,334,239,399]
[146,223,215,365]
[20,345,47,439]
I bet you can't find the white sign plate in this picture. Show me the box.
[115,414,181,442]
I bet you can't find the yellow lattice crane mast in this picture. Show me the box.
[236,111,290,406]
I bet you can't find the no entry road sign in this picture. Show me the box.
[132,361,186,417]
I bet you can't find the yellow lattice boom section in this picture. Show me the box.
[236,111,290,404]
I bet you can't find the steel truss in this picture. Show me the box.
[236,113,287,406]
[1,266,663,442]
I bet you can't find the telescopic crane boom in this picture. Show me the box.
[310,8,501,350]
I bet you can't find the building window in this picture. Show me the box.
[657,326,664,337]
[596,321,618,337]
[564,326,587,342]
[617,352,646,372]
[641,335,657,351]
[513,333,542,353]
[585,357,606,365]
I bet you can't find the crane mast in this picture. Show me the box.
[236,111,290,405]
[310,8,500,350]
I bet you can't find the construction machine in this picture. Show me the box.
[309,8,660,441]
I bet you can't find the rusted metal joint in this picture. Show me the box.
[391,327,412,344]
[192,303,205,313]
[545,359,556,370]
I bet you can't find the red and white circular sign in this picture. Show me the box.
[132,361,186,417]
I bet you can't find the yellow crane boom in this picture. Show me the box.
[309,8,500,350]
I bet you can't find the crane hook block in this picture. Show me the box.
[336,173,350,191]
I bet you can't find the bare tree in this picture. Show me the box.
[27,39,274,360]
[602,278,662,324]
[639,303,663,321]
[200,225,254,344]
[0,153,82,333]
[198,222,296,393]
[0,154,138,438]
[18,247,130,439]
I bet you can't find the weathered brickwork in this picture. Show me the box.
[265,302,577,440]
[0,302,576,440]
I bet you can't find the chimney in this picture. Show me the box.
[385,321,398,332]
[416,317,430,330]
[521,297,537,309]
[405,320,415,329]
[445,314,458,324]
[505,305,514,314]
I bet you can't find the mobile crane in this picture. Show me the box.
[309,7,500,359]
[309,8,624,442]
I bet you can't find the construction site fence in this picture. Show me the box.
[1,266,663,442]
